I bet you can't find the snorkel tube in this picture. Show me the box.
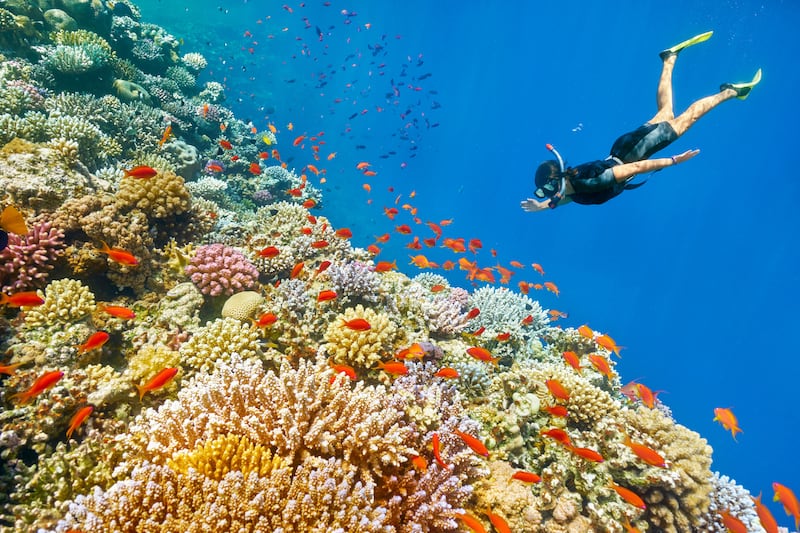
[545,143,567,208]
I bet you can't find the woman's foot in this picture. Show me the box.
[659,30,714,60]
[721,68,762,100]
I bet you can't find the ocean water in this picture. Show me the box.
[135,0,800,522]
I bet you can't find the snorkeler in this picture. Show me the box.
[521,31,761,211]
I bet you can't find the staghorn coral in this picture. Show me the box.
[184,243,259,297]
[323,304,400,369]
[0,220,65,293]
[115,168,190,219]
[178,317,263,373]
[327,260,382,303]
[22,278,96,328]
[58,355,483,532]
[423,286,471,337]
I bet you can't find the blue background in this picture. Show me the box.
[138,0,799,523]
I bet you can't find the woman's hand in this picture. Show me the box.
[521,198,551,212]
[672,148,700,164]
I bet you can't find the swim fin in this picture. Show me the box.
[721,68,762,100]
[659,31,714,60]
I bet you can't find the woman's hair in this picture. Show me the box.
[534,160,562,189]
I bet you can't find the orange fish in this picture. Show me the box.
[343,318,371,331]
[258,246,280,258]
[587,354,613,380]
[77,331,109,354]
[158,124,172,146]
[11,370,64,405]
[363,170,377,177]
[327,152,337,160]
[495,332,511,341]
[469,326,486,336]
[773,482,800,529]
[455,512,486,533]
[99,304,135,319]
[540,427,571,446]
[329,361,356,383]
[430,284,446,293]
[303,199,317,209]
[268,123,277,134]
[335,228,352,239]
[569,445,604,463]
[609,481,646,509]
[99,241,138,266]
[286,122,293,131]
[432,432,450,469]
[374,260,397,272]
[311,240,329,249]
[271,149,281,160]
[532,263,545,275]
[719,511,747,533]
[66,405,93,439]
[410,455,428,472]
[375,360,407,375]
[396,343,425,360]
[0,291,45,307]
[623,435,666,467]
[219,139,233,150]
[290,262,304,279]
[543,281,559,296]
[453,428,489,457]
[442,237,466,253]
[752,493,779,533]
[292,134,306,146]
[307,164,320,175]
[484,510,510,533]
[366,244,381,255]
[249,162,261,175]
[362,183,372,193]
[123,165,158,179]
[315,261,332,275]
[409,254,435,269]
[544,405,569,418]
[442,260,455,271]
[0,362,23,376]
[468,238,483,253]
[395,224,412,235]
[521,314,534,326]
[510,470,542,484]
[406,236,423,250]
[466,346,500,365]
[466,307,480,319]
[545,379,570,401]
[713,407,742,441]
[356,161,371,170]
[252,312,278,328]
[595,334,622,357]
[635,383,661,409]
[1,204,28,235]
[562,351,582,373]
[135,367,178,400]
[317,290,337,302]
[434,367,459,379]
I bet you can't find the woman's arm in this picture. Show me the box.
[520,198,554,212]
[612,149,700,181]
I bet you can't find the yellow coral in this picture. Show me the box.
[115,168,190,219]
[178,317,263,373]
[167,433,285,481]
[473,460,542,532]
[220,291,264,321]
[126,345,181,384]
[323,304,399,368]
[23,278,95,327]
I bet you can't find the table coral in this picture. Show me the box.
[184,243,259,297]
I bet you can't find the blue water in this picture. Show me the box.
[140,0,799,522]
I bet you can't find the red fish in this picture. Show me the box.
[311,240,329,249]
[468,238,483,254]
[410,455,427,473]
[713,407,742,441]
[396,343,425,360]
[545,379,570,401]
[315,261,331,274]
[431,432,450,469]
[0,362,22,376]
[466,346,500,365]
[11,370,64,404]
[521,314,534,326]
[123,165,158,179]
[466,307,480,319]
[249,162,261,175]
[374,260,397,272]
[290,262,304,279]
[395,224,412,234]
[540,428,571,446]
[77,331,109,354]
[66,405,93,439]
[375,360,407,375]
[343,318,371,331]
[317,290,337,302]
[623,435,666,468]
[455,512,486,533]
[292,134,306,146]
[99,241,138,266]
[453,428,489,457]
[773,482,800,529]
[719,511,747,533]
[0,291,45,307]
[562,351,582,373]
[434,367,459,379]
[609,481,646,509]
[252,312,277,328]
[752,493,779,533]
[329,361,356,383]
[544,405,569,418]
[335,228,352,239]
[569,445,604,463]
[495,332,511,341]
[510,470,541,483]
[135,367,178,400]
[219,139,233,150]
[484,511,510,533]
[258,246,280,258]
[99,304,135,319]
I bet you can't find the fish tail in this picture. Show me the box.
[0,293,7,305]
[66,425,74,439]
[134,382,146,401]
[9,391,31,405]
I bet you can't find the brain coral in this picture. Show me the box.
[115,168,190,219]
[184,243,259,297]
[323,304,400,369]
[58,355,482,532]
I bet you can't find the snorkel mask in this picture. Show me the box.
[534,144,567,208]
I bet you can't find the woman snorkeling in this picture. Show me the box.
[521,31,761,212]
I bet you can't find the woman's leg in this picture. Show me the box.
[668,88,737,137]
[648,54,677,124]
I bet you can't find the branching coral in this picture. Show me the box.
[22,278,95,328]
[184,243,259,297]
[0,220,65,293]
[323,304,401,369]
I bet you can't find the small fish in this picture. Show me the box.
[158,123,173,147]
[293,134,306,146]
[98,304,135,319]
[623,435,666,467]
[311,240,329,249]
[356,161,371,170]
[123,165,158,179]
[410,455,427,472]
[375,360,407,375]
[431,432,450,469]
[719,511,748,533]
[363,170,377,177]
[258,246,280,258]
[329,361,356,382]
[587,354,613,379]
[713,407,742,441]
[315,261,331,274]
[532,263,545,275]
[219,139,233,150]
[469,326,486,336]
[290,261,304,279]
[545,379,570,401]
[453,428,489,457]
[76,331,110,354]
[455,512,486,533]
[543,405,569,418]
[434,367,459,379]
[10,370,64,405]
[635,383,661,409]
[595,333,622,357]
[484,511,511,533]
[249,162,261,175]
[752,493,779,533]
[510,470,541,483]
[540,427,571,446]
[543,281,560,296]
[569,445,604,463]
[135,367,178,400]
[99,241,138,266]
[317,290,337,302]
[343,318,371,331]
[521,314,534,326]
[466,346,500,365]
[773,482,800,529]
[374,260,397,272]
[66,405,94,439]
[0,291,45,307]
[303,199,317,209]
[562,351,582,373]
[252,312,278,328]
[495,332,511,341]
[466,307,480,319]
[0,362,23,376]
[609,481,646,509]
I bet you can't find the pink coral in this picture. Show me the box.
[185,243,259,296]
[0,220,65,292]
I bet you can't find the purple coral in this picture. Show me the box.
[0,221,65,293]
[252,189,273,206]
[185,243,259,296]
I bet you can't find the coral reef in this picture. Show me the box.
[0,220,65,293]
[184,243,259,297]
[323,304,401,369]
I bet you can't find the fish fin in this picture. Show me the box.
[0,206,28,235]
